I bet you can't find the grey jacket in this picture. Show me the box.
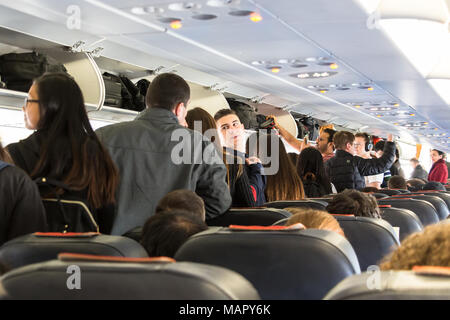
[96,107,231,235]
[411,164,428,181]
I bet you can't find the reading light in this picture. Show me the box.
[250,12,263,22]
[329,63,338,69]
[367,87,374,91]
[271,67,281,73]
[170,20,182,29]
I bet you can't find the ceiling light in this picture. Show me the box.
[367,86,374,91]
[251,60,264,65]
[313,73,321,77]
[278,59,289,64]
[319,89,328,93]
[305,57,317,62]
[298,73,310,78]
[290,72,337,79]
[270,66,281,73]
[354,105,361,108]
[321,72,330,77]
[329,63,338,69]
[170,19,183,29]
[249,12,263,22]
[394,103,400,107]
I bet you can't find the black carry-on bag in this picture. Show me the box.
[35,177,99,234]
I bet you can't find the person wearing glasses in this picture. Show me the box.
[6,73,119,234]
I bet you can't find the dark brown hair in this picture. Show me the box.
[326,189,381,218]
[296,147,332,195]
[146,73,190,111]
[333,131,355,150]
[247,132,304,201]
[388,175,407,190]
[141,210,208,258]
[31,73,118,208]
[155,190,206,221]
[214,109,237,122]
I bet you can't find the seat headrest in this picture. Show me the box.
[175,227,360,299]
[379,207,423,241]
[0,233,148,270]
[207,208,292,227]
[332,216,399,271]
[57,253,174,264]
[325,268,450,300]
[0,258,260,300]
[378,198,440,226]
[264,200,327,211]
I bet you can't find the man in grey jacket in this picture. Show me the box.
[409,158,428,182]
[96,73,231,235]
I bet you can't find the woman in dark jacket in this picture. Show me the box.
[429,149,448,183]
[0,141,47,244]
[7,73,119,234]
[297,147,333,197]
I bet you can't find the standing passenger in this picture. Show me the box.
[6,73,117,233]
[96,73,231,235]
[0,140,47,244]
[296,147,333,197]
[325,131,395,192]
[215,109,266,207]
[428,149,448,184]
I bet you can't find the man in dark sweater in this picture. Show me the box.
[325,131,396,192]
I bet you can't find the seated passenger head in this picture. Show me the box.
[380,222,450,270]
[430,149,445,164]
[361,186,380,193]
[214,109,245,151]
[316,128,336,155]
[146,73,190,126]
[407,178,426,191]
[332,131,355,154]
[422,181,446,191]
[326,189,381,219]
[388,175,407,190]
[141,210,208,258]
[155,189,206,221]
[284,208,345,238]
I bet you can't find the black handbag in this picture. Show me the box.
[35,177,99,234]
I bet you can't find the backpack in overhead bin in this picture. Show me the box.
[35,177,99,234]
[226,99,259,130]
[0,52,67,92]
[120,76,145,112]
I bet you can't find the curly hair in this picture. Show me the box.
[326,189,381,219]
[380,222,450,270]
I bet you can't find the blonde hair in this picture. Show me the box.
[380,222,450,270]
[285,208,345,238]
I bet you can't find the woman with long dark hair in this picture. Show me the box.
[7,73,119,234]
[296,147,333,197]
[247,132,304,202]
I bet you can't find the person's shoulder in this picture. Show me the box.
[0,165,32,185]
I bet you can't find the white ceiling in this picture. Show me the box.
[0,0,449,150]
